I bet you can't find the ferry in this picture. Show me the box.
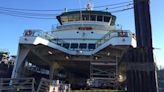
[11,3,136,90]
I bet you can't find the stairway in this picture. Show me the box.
[89,60,118,89]
[37,78,71,92]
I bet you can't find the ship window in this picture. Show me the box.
[57,43,62,46]
[74,14,80,21]
[79,43,87,49]
[104,16,110,22]
[82,15,89,21]
[68,16,74,21]
[61,16,68,22]
[97,16,103,21]
[88,44,96,49]
[66,14,81,22]
[63,43,70,49]
[90,15,96,21]
[70,43,78,49]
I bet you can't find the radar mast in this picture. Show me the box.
[86,0,93,11]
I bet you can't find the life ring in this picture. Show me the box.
[118,32,127,37]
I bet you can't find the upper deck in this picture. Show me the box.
[56,10,116,26]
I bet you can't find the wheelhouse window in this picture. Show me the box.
[73,14,80,21]
[97,16,103,21]
[59,13,114,24]
[82,15,89,21]
[90,15,96,21]
[104,16,110,22]
[68,15,74,21]
[61,14,80,22]
[61,16,68,23]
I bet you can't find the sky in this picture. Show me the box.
[0,0,163,66]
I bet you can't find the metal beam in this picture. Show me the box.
[11,45,30,78]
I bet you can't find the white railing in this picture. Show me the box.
[95,30,136,48]
[23,30,54,40]
[23,29,135,52]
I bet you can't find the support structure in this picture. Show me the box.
[49,62,60,80]
[125,0,158,91]
[11,45,30,78]
[125,48,158,92]
[90,59,118,89]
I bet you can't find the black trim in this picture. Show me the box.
[58,11,112,16]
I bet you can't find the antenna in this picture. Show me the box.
[78,0,84,27]
[86,0,93,11]
[64,8,67,12]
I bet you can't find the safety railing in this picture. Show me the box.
[23,30,67,45]
[23,30,54,40]
[95,30,135,48]
[95,31,117,48]
[56,23,112,31]
[23,29,135,51]
[0,78,36,92]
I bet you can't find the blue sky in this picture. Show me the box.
[0,0,163,66]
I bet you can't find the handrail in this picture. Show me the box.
[23,30,67,44]
[23,30,135,51]
[0,78,36,92]
[95,31,117,48]
[95,30,135,48]
[23,30,54,40]
[56,23,111,31]
[49,38,67,44]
